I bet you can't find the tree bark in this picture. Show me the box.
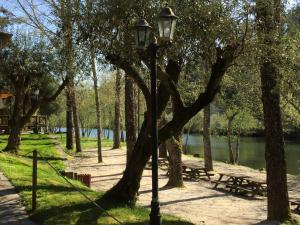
[71,86,82,153]
[203,104,213,171]
[257,0,290,220]
[235,127,241,164]
[5,96,23,153]
[66,88,73,149]
[159,143,168,158]
[90,45,102,162]
[166,134,184,187]
[113,70,121,149]
[125,74,136,166]
[227,114,236,164]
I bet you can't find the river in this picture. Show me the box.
[73,128,300,175]
[182,134,300,175]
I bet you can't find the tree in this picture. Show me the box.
[113,70,121,149]
[90,46,103,162]
[125,74,136,165]
[203,105,213,170]
[0,35,68,153]
[78,0,250,203]
[256,0,290,221]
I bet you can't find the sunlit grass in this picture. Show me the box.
[0,134,194,225]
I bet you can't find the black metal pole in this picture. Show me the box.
[149,42,161,225]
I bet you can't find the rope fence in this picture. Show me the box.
[23,150,124,225]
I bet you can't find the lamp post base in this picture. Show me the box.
[150,200,161,225]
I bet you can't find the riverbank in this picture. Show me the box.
[65,145,300,225]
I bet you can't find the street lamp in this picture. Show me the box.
[133,5,178,225]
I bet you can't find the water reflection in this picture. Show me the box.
[183,134,300,175]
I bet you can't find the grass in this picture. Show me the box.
[52,133,125,151]
[0,134,194,225]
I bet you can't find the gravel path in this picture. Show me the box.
[67,147,300,225]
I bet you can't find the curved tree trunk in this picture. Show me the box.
[125,74,136,166]
[203,104,213,171]
[5,120,22,153]
[105,45,237,204]
[166,133,183,187]
[257,0,290,220]
[106,120,151,202]
[113,70,121,149]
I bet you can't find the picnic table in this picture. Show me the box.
[181,161,214,181]
[213,172,267,197]
[290,199,300,212]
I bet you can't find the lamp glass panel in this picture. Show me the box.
[170,19,177,41]
[134,30,139,47]
[138,28,146,47]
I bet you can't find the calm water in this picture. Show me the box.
[62,128,300,175]
[183,134,300,175]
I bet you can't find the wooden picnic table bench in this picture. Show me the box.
[290,200,300,212]
[182,162,214,181]
[213,172,267,197]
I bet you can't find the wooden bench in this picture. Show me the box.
[213,173,267,197]
[182,163,214,180]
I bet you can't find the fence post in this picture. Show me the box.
[32,150,37,211]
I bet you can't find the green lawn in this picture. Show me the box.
[52,133,125,150]
[0,134,194,225]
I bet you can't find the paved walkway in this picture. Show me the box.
[0,172,37,225]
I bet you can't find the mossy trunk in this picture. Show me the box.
[166,134,183,187]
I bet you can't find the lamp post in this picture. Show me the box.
[133,5,178,225]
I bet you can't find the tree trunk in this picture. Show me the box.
[159,143,168,158]
[113,70,121,149]
[5,120,21,154]
[235,127,241,164]
[66,88,73,149]
[184,127,190,154]
[257,0,290,220]
[90,45,102,162]
[71,88,82,153]
[166,134,183,187]
[106,120,152,202]
[227,115,236,164]
[125,74,136,166]
[203,104,213,171]
[4,90,25,153]
[105,47,236,204]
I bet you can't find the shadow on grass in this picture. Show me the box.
[28,189,195,225]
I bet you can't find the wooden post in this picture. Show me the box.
[32,150,37,211]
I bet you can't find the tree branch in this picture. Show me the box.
[105,54,151,110]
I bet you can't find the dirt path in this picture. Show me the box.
[67,147,300,225]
